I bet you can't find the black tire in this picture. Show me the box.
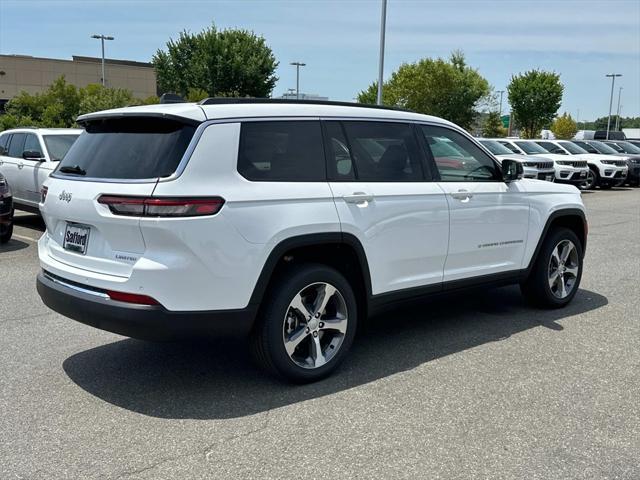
[521,227,583,309]
[250,263,358,383]
[584,166,599,190]
[0,210,13,244]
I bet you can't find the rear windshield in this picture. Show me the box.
[57,117,196,179]
[43,135,80,161]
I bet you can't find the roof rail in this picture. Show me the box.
[197,97,408,112]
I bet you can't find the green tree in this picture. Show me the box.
[357,51,490,130]
[482,111,506,137]
[507,70,563,138]
[551,112,578,139]
[153,25,278,98]
[1,76,146,131]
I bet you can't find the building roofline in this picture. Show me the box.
[0,54,152,69]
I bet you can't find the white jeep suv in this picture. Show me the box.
[0,128,82,213]
[478,139,555,181]
[495,138,589,187]
[36,100,587,382]
[569,140,629,189]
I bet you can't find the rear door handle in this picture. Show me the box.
[450,189,473,201]
[343,192,373,204]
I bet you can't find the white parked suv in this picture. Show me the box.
[494,138,589,187]
[478,139,555,181]
[36,100,588,382]
[568,140,629,189]
[0,128,81,213]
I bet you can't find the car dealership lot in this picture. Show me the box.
[1,189,638,479]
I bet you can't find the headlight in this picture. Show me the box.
[556,161,571,166]
[601,160,616,165]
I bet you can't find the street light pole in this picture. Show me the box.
[497,90,505,116]
[376,0,388,105]
[605,73,622,139]
[615,86,623,131]
[290,62,306,100]
[91,34,114,86]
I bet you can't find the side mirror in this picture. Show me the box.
[502,159,524,182]
[23,150,45,161]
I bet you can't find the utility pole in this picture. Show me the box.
[605,73,622,139]
[497,90,505,115]
[615,86,623,131]
[376,0,388,105]
[290,62,306,100]
[91,34,114,86]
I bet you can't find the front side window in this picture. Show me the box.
[238,121,325,181]
[43,135,80,161]
[421,125,499,181]
[324,122,355,180]
[339,121,424,182]
[7,133,26,158]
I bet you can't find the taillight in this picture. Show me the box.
[97,195,224,217]
[106,290,159,305]
[41,186,48,203]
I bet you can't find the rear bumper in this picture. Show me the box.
[36,271,257,340]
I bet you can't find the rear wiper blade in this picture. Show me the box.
[59,165,86,175]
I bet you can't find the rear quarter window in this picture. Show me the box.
[57,117,196,180]
[238,121,326,181]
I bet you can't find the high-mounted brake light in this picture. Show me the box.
[106,290,159,305]
[97,195,225,217]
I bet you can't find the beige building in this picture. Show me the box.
[0,54,157,110]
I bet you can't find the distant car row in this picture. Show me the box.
[479,138,640,190]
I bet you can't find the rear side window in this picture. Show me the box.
[238,121,325,181]
[43,135,80,161]
[57,118,196,179]
[338,121,424,182]
[8,133,26,158]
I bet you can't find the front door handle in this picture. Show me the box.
[343,192,373,204]
[450,189,473,201]
[18,162,24,170]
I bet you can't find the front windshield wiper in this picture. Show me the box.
[59,165,86,175]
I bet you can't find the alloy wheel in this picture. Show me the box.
[282,282,348,369]
[548,240,579,299]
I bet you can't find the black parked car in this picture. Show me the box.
[0,172,14,244]
[601,140,640,186]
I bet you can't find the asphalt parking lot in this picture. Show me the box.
[1,188,639,480]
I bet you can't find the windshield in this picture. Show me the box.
[43,135,80,161]
[558,141,588,154]
[514,141,548,154]
[57,117,196,179]
[587,141,619,155]
[614,141,640,154]
[479,140,513,155]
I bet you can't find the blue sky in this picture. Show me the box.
[1,0,638,120]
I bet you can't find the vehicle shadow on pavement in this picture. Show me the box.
[0,239,30,253]
[63,286,608,420]
[13,213,46,232]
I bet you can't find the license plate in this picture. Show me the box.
[63,223,90,255]
[545,174,554,181]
